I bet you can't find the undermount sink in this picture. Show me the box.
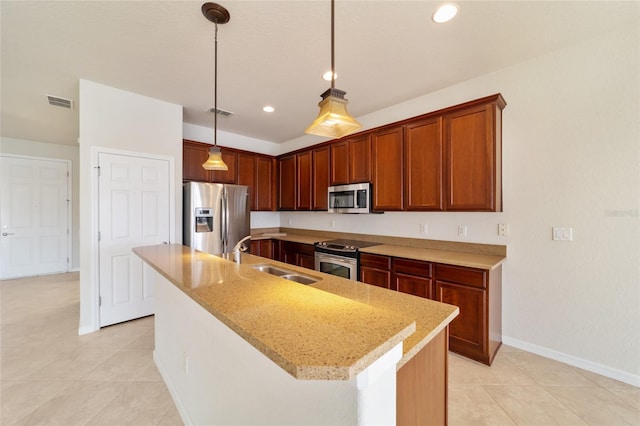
[249,264,320,285]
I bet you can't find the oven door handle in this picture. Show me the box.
[316,253,357,267]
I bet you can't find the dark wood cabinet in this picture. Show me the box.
[393,258,434,299]
[360,253,502,365]
[330,141,349,185]
[256,156,276,211]
[249,239,274,259]
[312,146,330,210]
[209,150,238,184]
[434,264,502,365]
[280,241,315,268]
[236,152,276,212]
[278,155,296,210]
[445,97,505,211]
[372,126,404,211]
[237,153,257,210]
[329,135,371,186]
[183,140,211,182]
[183,141,276,211]
[349,134,372,183]
[360,253,392,289]
[404,117,444,211]
[296,151,313,211]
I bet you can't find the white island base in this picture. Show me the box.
[154,271,402,425]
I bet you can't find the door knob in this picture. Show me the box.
[2,232,14,236]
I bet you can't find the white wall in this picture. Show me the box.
[0,137,80,269]
[183,123,280,156]
[282,23,640,383]
[78,79,183,334]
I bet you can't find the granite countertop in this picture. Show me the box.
[133,244,458,380]
[252,232,505,270]
[359,245,505,270]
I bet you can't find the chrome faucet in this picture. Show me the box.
[232,235,252,263]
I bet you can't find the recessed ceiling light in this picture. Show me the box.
[263,106,275,113]
[433,4,458,23]
[322,71,337,81]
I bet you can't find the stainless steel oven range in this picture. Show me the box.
[314,239,380,281]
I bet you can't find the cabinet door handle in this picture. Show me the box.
[2,232,15,236]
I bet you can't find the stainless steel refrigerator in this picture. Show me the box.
[183,182,251,255]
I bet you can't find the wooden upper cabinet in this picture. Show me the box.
[210,150,238,184]
[312,146,330,210]
[296,150,313,210]
[183,141,210,182]
[404,117,444,211]
[349,134,372,183]
[278,155,296,210]
[256,156,276,211]
[237,153,257,210]
[445,97,504,211]
[372,126,404,211]
[330,141,349,185]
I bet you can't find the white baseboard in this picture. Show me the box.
[153,350,192,426]
[77,324,99,335]
[502,336,640,388]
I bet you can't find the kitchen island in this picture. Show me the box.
[134,244,459,425]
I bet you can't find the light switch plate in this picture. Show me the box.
[498,224,509,236]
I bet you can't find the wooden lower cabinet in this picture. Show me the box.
[397,328,448,426]
[393,257,434,299]
[361,254,502,366]
[359,253,392,289]
[249,239,274,259]
[279,241,314,269]
[435,264,502,365]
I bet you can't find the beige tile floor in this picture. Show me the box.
[1,273,638,425]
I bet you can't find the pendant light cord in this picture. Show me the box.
[331,0,335,90]
[214,22,219,148]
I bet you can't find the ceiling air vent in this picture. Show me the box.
[208,107,234,117]
[47,95,73,109]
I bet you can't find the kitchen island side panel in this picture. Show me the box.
[152,267,399,425]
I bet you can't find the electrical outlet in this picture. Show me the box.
[498,224,509,236]
[288,219,292,225]
[419,224,428,234]
[330,220,335,229]
[457,225,467,237]
[552,227,573,241]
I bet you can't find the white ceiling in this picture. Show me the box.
[2,1,639,146]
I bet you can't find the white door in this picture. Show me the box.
[0,156,70,279]
[98,152,170,327]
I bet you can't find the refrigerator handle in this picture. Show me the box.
[220,194,227,252]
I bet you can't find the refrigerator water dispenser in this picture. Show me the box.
[194,208,214,233]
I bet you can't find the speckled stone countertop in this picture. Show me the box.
[133,244,458,380]
[359,245,505,270]
[252,231,505,270]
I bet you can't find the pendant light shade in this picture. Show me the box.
[202,2,230,171]
[305,88,361,138]
[202,146,228,171]
[306,0,361,139]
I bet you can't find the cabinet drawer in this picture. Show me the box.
[435,264,486,289]
[393,258,432,278]
[360,253,391,270]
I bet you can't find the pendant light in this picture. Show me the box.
[202,2,230,171]
[305,0,361,138]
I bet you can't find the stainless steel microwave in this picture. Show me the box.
[328,182,371,213]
